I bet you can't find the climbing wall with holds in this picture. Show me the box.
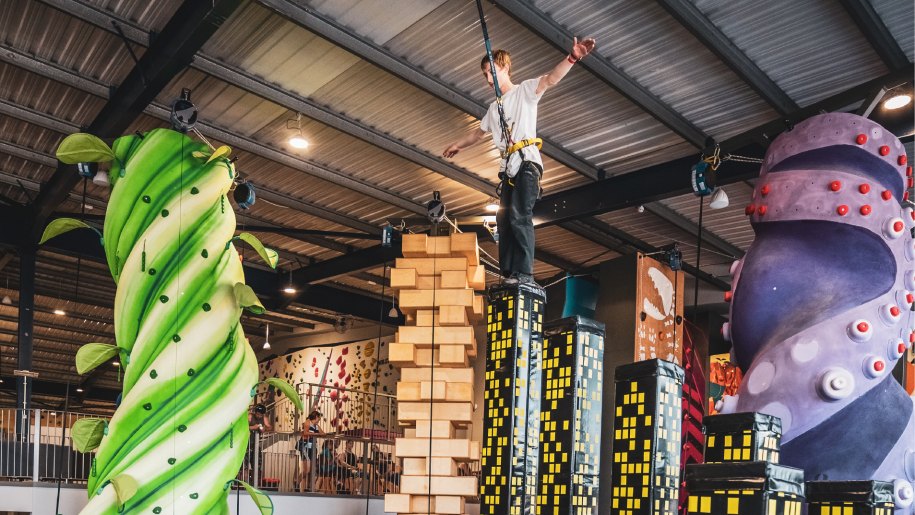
[257,337,398,433]
[723,113,915,513]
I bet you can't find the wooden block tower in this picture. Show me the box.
[480,283,546,515]
[385,232,485,515]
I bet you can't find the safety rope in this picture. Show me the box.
[474,0,514,151]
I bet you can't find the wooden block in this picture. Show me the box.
[402,234,429,258]
[450,232,479,264]
[395,438,473,458]
[416,419,457,439]
[415,275,441,290]
[403,427,416,438]
[472,294,484,318]
[384,493,412,513]
[427,236,451,256]
[398,288,474,311]
[397,326,475,345]
[400,475,477,496]
[435,496,466,514]
[398,402,472,423]
[401,457,457,476]
[444,382,473,402]
[420,380,446,399]
[396,257,467,275]
[388,343,416,366]
[414,345,470,367]
[467,265,486,290]
[438,305,468,326]
[400,367,474,384]
[414,309,437,326]
[396,381,422,401]
[440,270,467,289]
[433,495,466,515]
[390,267,417,289]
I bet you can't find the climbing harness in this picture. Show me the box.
[501,137,543,159]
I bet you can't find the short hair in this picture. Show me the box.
[480,49,511,76]
[254,404,266,414]
[307,410,322,421]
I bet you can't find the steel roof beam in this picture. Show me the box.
[491,0,707,147]
[838,0,910,71]
[28,0,246,234]
[654,0,798,115]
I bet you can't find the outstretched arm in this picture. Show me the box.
[536,36,596,95]
[443,127,488,158]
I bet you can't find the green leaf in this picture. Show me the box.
[265,378,304,412]
[75,343,119,374]
[110,474,138,507]
[234,233,279,269]
[235,479,274,515]
[234,283,265,315]
[39,218,99,245]
[56,133,115,164]
[191,150,210,159]
[206,145,232,165]
[71,418,106,452]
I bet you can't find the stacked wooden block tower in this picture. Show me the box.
[385,232,485,515]
[686,412,805,515]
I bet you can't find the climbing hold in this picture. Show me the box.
[724,291,733,302]
[882,190,893,201]
[900,155,908,166]
[829,180,842,192]
[837,205,849,216]
[760,184,770,196]
[757,205,767,216]
[721,322,731,342]
[856,134,867,145]
[860,205,872,216]
[745,204,756,215]
[848,319,873,342]
[879,145,890,156]
[159,295,169,303]
[859,184,871,194]
[817,367,854,401]
[863,355,886,378]
[886,218,906,239]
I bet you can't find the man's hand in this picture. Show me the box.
[443,143,461,158]
[570,36,596,61]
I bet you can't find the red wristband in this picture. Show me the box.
[567,54,578,64]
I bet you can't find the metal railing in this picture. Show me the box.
[0,408,106,483]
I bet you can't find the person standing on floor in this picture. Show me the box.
[443,37,596,286]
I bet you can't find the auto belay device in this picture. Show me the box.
[170,88,198,133]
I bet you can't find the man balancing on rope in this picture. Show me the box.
[443,37,596,286]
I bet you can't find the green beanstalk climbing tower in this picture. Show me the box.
[50,128,272,514]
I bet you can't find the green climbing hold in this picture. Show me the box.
[153,507,162,514]
[143,403,152,411]
[159,295,168,303]
[167,458,176,465]
[190,493,198,500]
[202,303,211,312]
[201,249,208,258]
[161,209,169,217]
[142,195,150,203]
[148,268,156,276]
[190,187,199,195]
[187,369,195,377]
[149,370,157,379]
[172,334,181,343]
[250,387,256,398]
[178,424,187,433]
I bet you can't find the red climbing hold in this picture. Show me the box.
[900,155,908,166]
[757,205,768,216]
[859,184,871,194]
[882,190,893,201]
[908,293,915,304]
[837,205,849,216]
[907,166,913,177]
[724,291,732,302]
[745,204,756,216]
[874,360,885,372]
[856,134,867,145]
[860,205,872,216]
[879,145,890,156]
[857,322,869,333]
[891,306,901,317]
[905,192,911,202]
[829,181,842,192]
[900,343,908,354]
[895,221,905,232]
[761,184,770,196]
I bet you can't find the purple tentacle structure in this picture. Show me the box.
[724,113,915,513]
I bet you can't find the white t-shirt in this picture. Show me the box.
[480,78,544,178]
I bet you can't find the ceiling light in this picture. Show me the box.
[75,387,84,393]
[485,199,500,212]
[388,306,399,318]
[709,188,729,210]
[53,309,66,316]
[112,362,120,367]
[884,94,912,110]
[283,269,296,294]
[263,324,271,350]
[92,170,110,187]
[287,112,310,149]
[1,296,11,306]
